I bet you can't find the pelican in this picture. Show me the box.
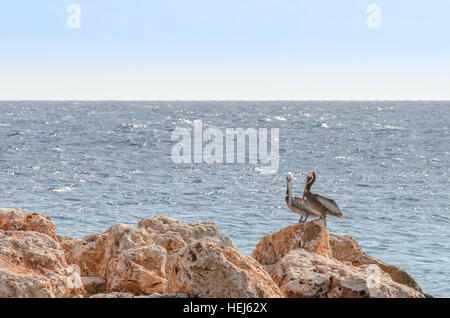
[285,173,321,223]
[302,171,344,220]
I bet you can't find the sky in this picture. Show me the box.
[0,0,449,100]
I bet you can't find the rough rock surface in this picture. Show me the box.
[104,224,168,295]
[252,220,331,265]
[58,233,108,278]
[89,292,187,298]
[0,207,427,298]
[81,277,107,295]
[138,216,236,253]
[252,221,426,298]
[269,249,424,298]
[0,207,57,241]
[329,234,422,292]
[0,230,84,297]
[166,242,282,298]
[57,216,241,296]
[58,223,170,295]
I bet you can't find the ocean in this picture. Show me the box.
[0,101,448,297]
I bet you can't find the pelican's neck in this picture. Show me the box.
[306,172,316,191]
[286,181,294,205]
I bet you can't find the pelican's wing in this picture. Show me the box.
[315,194,344,218]
[292,197,321,217]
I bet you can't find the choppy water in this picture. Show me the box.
[0,101,448,297]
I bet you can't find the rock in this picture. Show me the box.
[104,224,168,295]
[89,292,187,298]
[59,223,170,295]
[329,234,422,292]
[251,220,331,265]
[151,231,188,253]
[106,244,168,295]
[0,207,428,298]
[57,218,242,297]
[145,293,188,298]
[252,221,426,298]
[57,233,108,278]
[0,230,84,297]
[166,242,282,298]
[105,224,153,259]
[81,277,107,295]
[138,216,237,253]
[268,249,425,298]
[0,207,57,241]
[89,292,144,298]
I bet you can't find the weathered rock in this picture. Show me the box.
[252,220,331,265]
[0,207,428,299]
[0,230,84,297]
[89,292,187,298]
[152,231,188,253]
[57,217,241,297]
[105,224,153,259]
[138,216,236,253]
[107,244,168,295]
[57,233,108,278]
[268,249,425,298]
[81,277,107,295]
[166,242,282,298]
[0,207,57,241]
[252,221,426,298]
[329,234,422,292]
[104,224,168,295]
[59,223,171,296]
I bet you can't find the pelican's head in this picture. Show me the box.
[286,172,294,183]
[306,171,316,185]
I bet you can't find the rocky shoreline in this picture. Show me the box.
[0,207,427,298]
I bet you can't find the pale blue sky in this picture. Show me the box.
[1,0,449,100]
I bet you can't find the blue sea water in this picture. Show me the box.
[0,101,448,297]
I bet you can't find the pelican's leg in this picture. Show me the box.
[298,216,304,224]
[304,215,308,222]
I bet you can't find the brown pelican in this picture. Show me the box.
[302,171,344,220]
[285,173,321,223]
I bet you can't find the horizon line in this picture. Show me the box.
[1,99,450,102]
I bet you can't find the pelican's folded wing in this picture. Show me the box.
[316,195,344,218]
[292,197,321,217]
